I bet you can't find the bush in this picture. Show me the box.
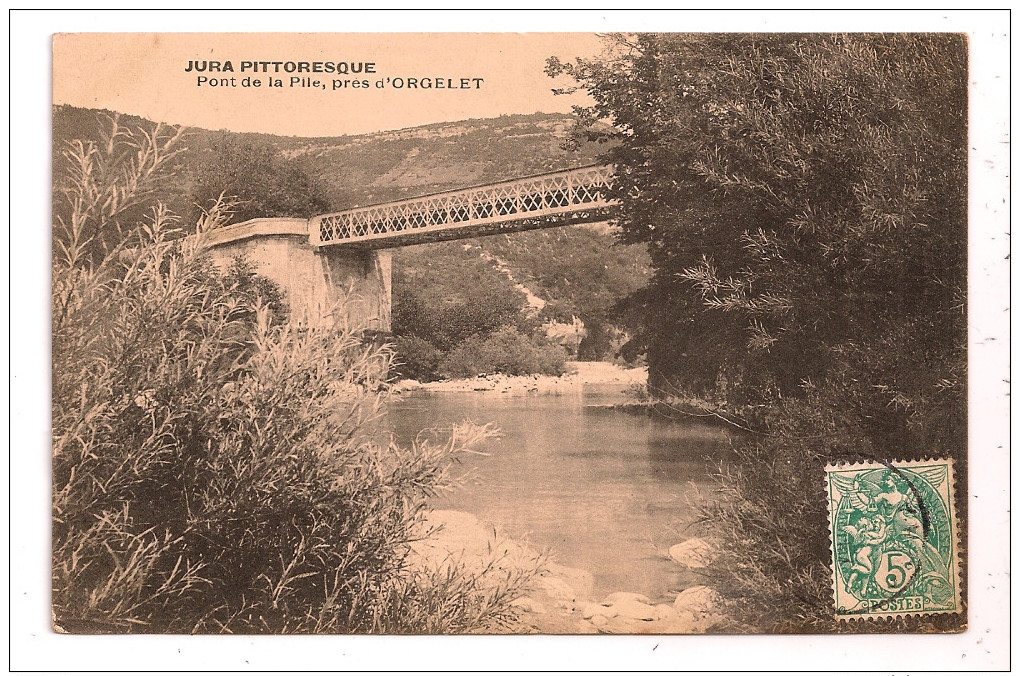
[392,335,443,381]
[51,115,535,634]
[189,133,332,223]
[392,282,529,353]
[439,327,567,379]
[392,243,567,380]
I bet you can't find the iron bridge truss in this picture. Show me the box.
[310,164,615,249]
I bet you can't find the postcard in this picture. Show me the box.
[12,12,1011,671]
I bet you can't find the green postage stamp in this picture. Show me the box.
[826,459,962,620]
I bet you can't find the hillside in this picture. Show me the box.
[278,113,605,209]
[53,105,604,210]
[53,105,651,369]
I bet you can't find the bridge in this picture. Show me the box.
[203,165,615,331]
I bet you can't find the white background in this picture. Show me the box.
[7,9,1011,671]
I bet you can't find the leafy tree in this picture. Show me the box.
[190,133,332,223]
[391,242,541,379]
[393,286,528,352]
[550,34,967,631]
[439,327,566,379]
[392,335,444,381]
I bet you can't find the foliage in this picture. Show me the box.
[551,33,967,631]
[439,327,567,379]
[393,286,529,354]
[214,254,291,327]
[392,335,444,381]
[391,229,648,378]
[51,115,535,634]
[189,133,332,223]
[481,228,651,361]
[391,242,555,380]
[393,242,532,351]
[52,111,186,265]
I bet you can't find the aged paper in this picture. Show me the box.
[12,9,1011,671]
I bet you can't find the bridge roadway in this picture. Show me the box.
[202,164,615,330]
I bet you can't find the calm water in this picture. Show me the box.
[384,384,732,603]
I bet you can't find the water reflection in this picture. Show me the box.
[384,384,732,602]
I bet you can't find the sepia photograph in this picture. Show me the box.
[9,9,1011,671]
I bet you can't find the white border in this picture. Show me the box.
[8,9,1011,671]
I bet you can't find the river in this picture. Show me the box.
[385,381,733,603]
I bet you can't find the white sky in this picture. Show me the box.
[53,32,606,137]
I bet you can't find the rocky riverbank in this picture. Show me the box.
[392,361,647,397]
[412,510,727,635]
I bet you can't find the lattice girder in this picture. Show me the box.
[310,164,615,248]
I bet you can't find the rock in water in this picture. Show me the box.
[546,562,595,600]
[602,591,651,606]
[612,599,657,621]
[667,537,716,568]
[673,585,722,614]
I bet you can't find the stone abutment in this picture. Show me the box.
[202,218,391,332]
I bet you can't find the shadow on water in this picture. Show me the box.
[383,383,734,602]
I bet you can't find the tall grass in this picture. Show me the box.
[52,115,535,634]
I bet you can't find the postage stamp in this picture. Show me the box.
[826,459,962,620]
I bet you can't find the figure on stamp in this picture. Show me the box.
[842,514,888,594]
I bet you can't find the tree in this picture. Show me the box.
[550,34,967,630]
[390,241,547,380]
[190,133,332,223]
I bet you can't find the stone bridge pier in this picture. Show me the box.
[202,218,391,332]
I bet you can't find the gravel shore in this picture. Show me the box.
[392,361,647,396]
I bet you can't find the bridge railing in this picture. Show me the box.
[310,164,614,247]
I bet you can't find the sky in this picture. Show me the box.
[53,32,606,137]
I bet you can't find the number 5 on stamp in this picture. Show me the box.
[825,459,962,620]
